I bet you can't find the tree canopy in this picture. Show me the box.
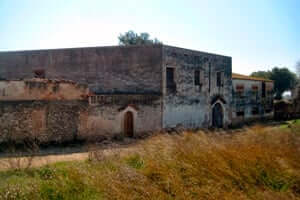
[118,30,162,46]
[251,67,298,99]
[250,71,272,80]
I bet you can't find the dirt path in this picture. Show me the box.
[0,122,289,171]
[0,139,144,171]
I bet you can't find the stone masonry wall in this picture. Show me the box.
[0,94,162,144]
[0,100,87,144]
[162,46,232,128]
[0,79,88,101]
[0,45,163,94]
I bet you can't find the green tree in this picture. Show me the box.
[118,30,162,46]
[251,70,272,79]
[251,67,298,99]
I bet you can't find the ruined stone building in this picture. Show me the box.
[0,45,273,143]
[232,73,274,125]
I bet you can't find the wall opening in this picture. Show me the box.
[166,67,176,93]
[212,103,223,128]
[262,82,266,98]
[124,111,134,137]
[194,70,200,86]
[33,69,45,78]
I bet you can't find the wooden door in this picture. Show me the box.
[124,111,134,137]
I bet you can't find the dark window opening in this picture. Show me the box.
[166,67,176,92]
[33,69,45,78]
[252,107,259,115]
[262,82,266,98]
[217,72,222,87]
[194,70,200,86]
[236,111,245,116]
[265,109,272,113]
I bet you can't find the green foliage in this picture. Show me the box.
[118,30,162,46]
[251,71,272,80]
[125,154,144,169]
[38,167,56,180]
[251,67,298,99]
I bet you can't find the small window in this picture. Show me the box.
[252,107,259,115]
[166,67,176,92]
[33,69,45,78]
[236,111,244,117]
[262,82,266,98]
[265,109,272,113]
[194,70,200,86]
[217,72,222,87]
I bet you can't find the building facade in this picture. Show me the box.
[0,44,233,142]
[232,73,274,125]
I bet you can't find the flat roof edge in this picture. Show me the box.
[163,44,232,58]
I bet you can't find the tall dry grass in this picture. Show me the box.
[0,123,299,200]
[91,124,300,200]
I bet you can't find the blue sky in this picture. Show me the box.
[0,0,299,75]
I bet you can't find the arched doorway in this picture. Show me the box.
[212,103,223,128]
[124,111,134,137]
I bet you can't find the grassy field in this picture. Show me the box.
[0,122,300,200]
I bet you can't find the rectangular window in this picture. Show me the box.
[262,82,266,98]
[217,72,222,87]
[235,85,244,98]
[236,84,244,91]
[236,111,245,117]
[265,109,272,113]
[252,107,259,115]
[166,67,176,92]
[194,70,200,86]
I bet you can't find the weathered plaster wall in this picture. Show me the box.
[79,94,162,140]
[162,46,232,128]
[232,79,274,125]
[0,45,163,94]
[0,79,88,101]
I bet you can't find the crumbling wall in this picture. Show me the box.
[0,94,162,144]
[78,94,162,140]
[0,45,163,94]
[0,79,88,101]
[162,46,232,128]
[0,101,87,144]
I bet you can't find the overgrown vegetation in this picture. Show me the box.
[0,123,300,200]
[118,30,162,46]
[251,67,298,99]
